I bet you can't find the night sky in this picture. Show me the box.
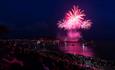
[0,0,115,60]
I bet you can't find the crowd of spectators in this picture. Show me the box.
[0,39,115,70]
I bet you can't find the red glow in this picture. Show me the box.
[68,31,81,38]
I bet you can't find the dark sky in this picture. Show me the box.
[0,0,115,39]
[0,0,115,60]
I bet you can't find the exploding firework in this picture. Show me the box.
[58,5,93,57]
[58,5,92,30]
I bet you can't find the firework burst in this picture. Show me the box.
[57,5,93,57]
[58,5,92,30]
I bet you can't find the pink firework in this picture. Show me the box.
[58,5,92,30]
[58,5,94,57]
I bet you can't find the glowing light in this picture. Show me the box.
[58,5,93,57]
[67,31,81,40]
[81,20,92,29]
[58,5,92,30]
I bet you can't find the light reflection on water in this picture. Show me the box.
[59,43,94,57]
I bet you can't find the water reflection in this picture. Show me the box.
[60,42,94,57]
